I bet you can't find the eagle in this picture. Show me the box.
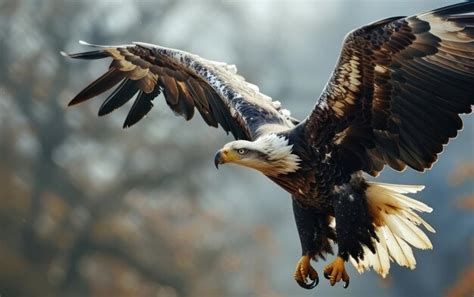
[63,2,473,290]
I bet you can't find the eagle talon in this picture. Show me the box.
[294,255,319,290]
[296,277,318,290]
[343,278,350,289]
[324,256,350,288]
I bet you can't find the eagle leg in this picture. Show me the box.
[327,176,377,288]
[291,199,335,289]
[323,256,350,288]
[294,255,319,289]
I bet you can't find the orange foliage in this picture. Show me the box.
[457,195,474,212]
[445,266,474,297]
[449,162,474,186]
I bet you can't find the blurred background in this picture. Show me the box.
[0,0,472,296]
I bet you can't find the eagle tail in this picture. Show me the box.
[349,182,435,278]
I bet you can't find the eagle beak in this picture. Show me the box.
[214,150,223,169]
[214,148,235,169]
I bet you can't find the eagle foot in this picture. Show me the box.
[323,256,350,288]
[294,255,319,289]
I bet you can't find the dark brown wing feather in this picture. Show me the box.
[123,88,161,128]
[302,2,474,176]
[63,42,294,140]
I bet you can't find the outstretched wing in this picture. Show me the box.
[62,41,294,140]
[302,2,474,176]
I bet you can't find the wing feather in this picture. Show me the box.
[98,79,139,116]
[123,88,161,128]
[68,68,125,105]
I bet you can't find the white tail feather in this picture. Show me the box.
[373,182,425,194]
[349,182,435,278]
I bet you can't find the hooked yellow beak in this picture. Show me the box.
[214,148,238,169]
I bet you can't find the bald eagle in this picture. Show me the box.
[63,2,473,290]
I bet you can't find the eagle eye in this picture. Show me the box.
[237,148,248,155]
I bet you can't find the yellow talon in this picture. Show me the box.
[324,256,350,288]
[294,255,319,289]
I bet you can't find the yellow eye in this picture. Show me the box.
[237,148,248,155]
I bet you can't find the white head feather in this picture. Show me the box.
[223,134,301,176]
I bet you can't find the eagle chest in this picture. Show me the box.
[270,164,337,210]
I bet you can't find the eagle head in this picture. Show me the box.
[214,134,301,176]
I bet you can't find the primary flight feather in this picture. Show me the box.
[63,2,473,290]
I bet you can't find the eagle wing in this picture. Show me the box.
[301,2,474,176]
[63,41,294,140]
